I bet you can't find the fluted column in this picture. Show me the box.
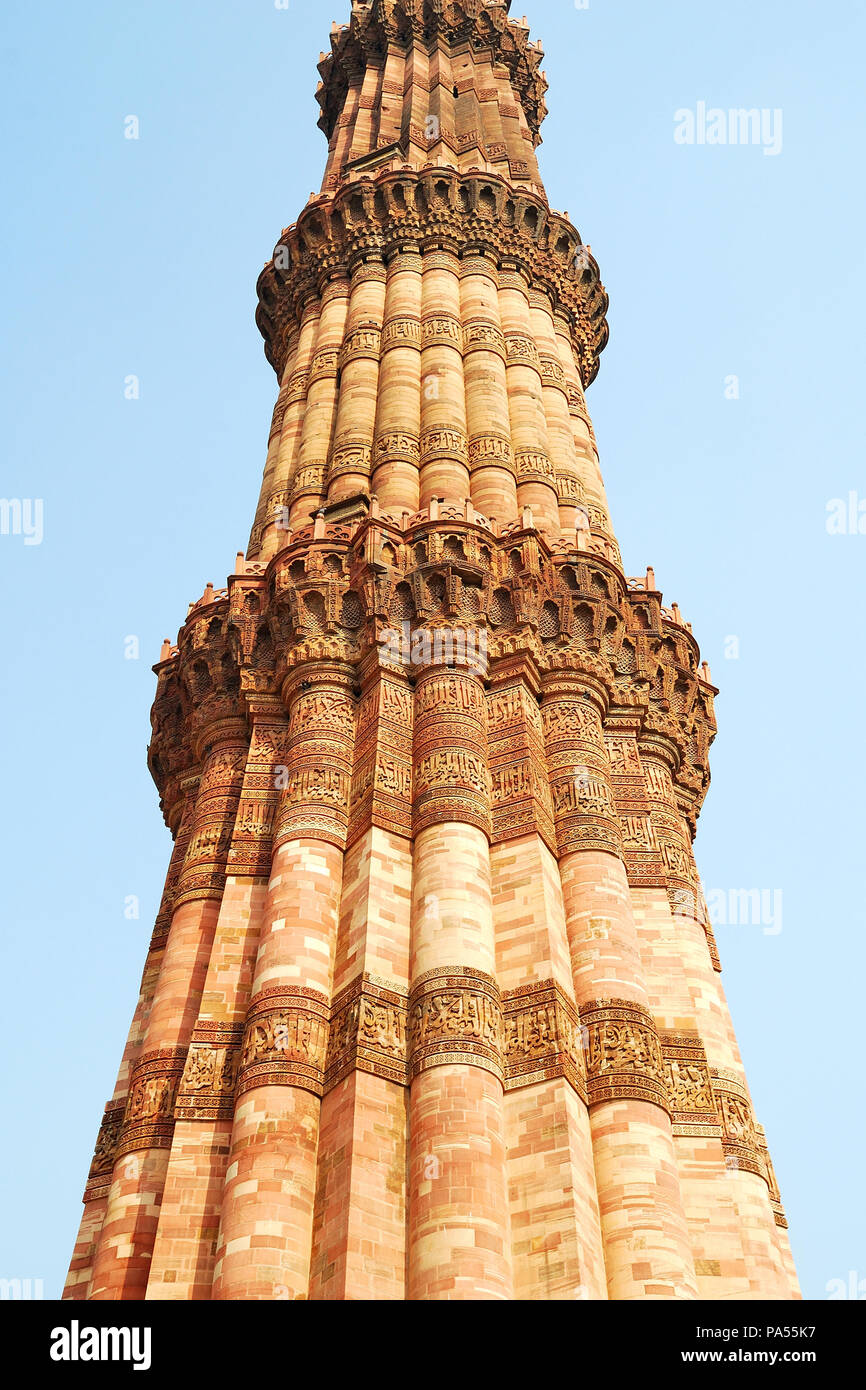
[255,300,320,559]
[541,670,697,1299]
[89,722,248,1300]
[487,653,607,1299]
[213,664,356,1300]
[288,278,350,525]
[407,663,513,1300]
[326,259,386,505]
[146,695,288,1299]
[63,803,192,1299]
[419,247,470,506]
[376,48,406,151]
[371,249,422,513]
[633,733,792,1299]
[460,251,519,523]
[756,1125,801,1298]
[499,265,560,536]
[402,46,432,167]
[308,651,414,1300]
[529,292,585,535]
[553,312,613,539]
[248,332,298,560]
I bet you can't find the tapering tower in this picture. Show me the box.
[66,0,799,1301]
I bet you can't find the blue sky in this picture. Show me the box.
[1,0,863,1301]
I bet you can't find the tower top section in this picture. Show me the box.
[256,0,609,394]
[316,0,549,194]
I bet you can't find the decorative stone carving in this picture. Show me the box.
[349,670,414,843]
[117,1049,187,1157]
[579,999,668,1111]
[710,1069,763,1177]
[237,987,331,1099]
[408,968,504,1079]
[175,1022,244,1121]
[542,679,621,856]
[413,668,491,835]
[172,726,248,905]
[326,975,409,1090]
[660,1031,719,1137]
[502,980,586,1100]
[755,1123,789,1226]
[275,668,356,849]
[82,1103,126,1202]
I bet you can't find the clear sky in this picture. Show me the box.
[1,0,863,1302]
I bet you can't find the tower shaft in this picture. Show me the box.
[66,0,798,1301]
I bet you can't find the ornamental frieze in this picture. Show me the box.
[237,988,331,1099]
[463,321,506,356]
[548,764,618,842]
[307,348,340,384]
[175,1021,244,1122]
[289,462,327,499]
[542,699,601,740]
[487,685,524,731]
[618,813,654,850]
[328,441,373,482]
[414,750,489,797]
[502,980,586,1100]
[338,325,381,366]
[556,473,585,503]
[154,506,720,842]
[755,1123,788,1226]
[461,253,500,284]
[416,670,485,714]
[151,818,194,948]
[605,732,668,886]
[643,758,673,802]
[348,670,414,843]
[283,766,350,806]
[490,763,534,803]
[375,431,420,464]
[420,427,468,460]
[710,1069,762,1177]
[228,711,287,879]
[486,671,556,847]
[579,999,668,1111]
[469,433,515,473]
[422,314,463,349]
[287,689,355,740]
[277,679,355,846]
[83,1103,126,1202]
[326,975,409,1090]
[408,968,504,1080]
[606,736,642,775]
[268,381,290,440]
[227,803,277,876]
[703,917,723,973]
[504,332,542,367]
[660,1032,719,1137]
[538,353,567,390]
[552,772,616,820]
[284,369,310,406]
[258,178,607,388]
[380,316,422,350]
[117,1048,187,1157]
[515,449,556,483]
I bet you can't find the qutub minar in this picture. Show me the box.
[66,0,799,1301]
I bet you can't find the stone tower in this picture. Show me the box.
[65,0,798,1301]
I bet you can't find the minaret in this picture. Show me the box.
[65,0,799,1301]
